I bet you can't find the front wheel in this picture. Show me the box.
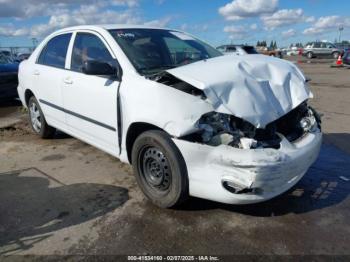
[131,130,189,208]
[28,96,56,138]
[307,52,313,59]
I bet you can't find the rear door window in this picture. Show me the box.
[37,33,72,69]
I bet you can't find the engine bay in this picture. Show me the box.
[181,102,321,149]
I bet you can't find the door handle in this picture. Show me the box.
[33,70,40,76]
[63,78,73,85]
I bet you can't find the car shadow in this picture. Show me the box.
[180,134,350,217]
[0,168,129,254]
[0,98,22,108]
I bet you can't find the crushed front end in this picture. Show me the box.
[173,102,322,204]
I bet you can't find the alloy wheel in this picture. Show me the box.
[29,102,42,133]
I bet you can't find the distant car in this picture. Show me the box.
[217,45,258,55]
[257,47,283,58]
[0,55,19,99]
[0,50,12,58]
[302,42,343,59]
[343,51,350,65]
[335,44,350,54]
[16,53,31,62]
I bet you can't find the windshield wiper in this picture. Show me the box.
[139,65,178,76]
[139,65,176,72]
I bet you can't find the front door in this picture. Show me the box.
[62,32,120,155]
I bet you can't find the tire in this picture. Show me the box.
[307,52,313,59]
[269,54,275,57]
[332,52,340,59]
[28,96,56,138]
[131,130,189,208]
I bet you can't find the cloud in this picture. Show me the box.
[0,1,171,37]
[250,23,258,30]
[178,23,209,32]
[143,17,172,27]
[27,5,141,36]
[261,9,305,30]
[219,0,278,21]
[0,0,139,18]
[282,29,296,38]
[0,26,29,37]
[223,24,257,40]
[303,16,350,35]
[305,16,315,23]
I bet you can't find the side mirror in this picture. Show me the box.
[82,60,116,76]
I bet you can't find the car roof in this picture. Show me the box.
[217,44,254,49]
[54,24,170,34]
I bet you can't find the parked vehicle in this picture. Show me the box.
[217,45,258,55]
[343,51,350,65]
[334,43,350,53]
[256,47,283,58]
[16,53,31,62]
[302,42,343,59]
[17,25,322,208]
[0,55,19,100]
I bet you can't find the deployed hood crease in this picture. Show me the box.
[166,55,312,128]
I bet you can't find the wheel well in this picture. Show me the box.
[126,122,162,163]
[24,89,34,107]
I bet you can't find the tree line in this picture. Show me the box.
[256,40,278,49]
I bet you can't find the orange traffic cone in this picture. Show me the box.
[336,55,343,65]
[331,55,344,68]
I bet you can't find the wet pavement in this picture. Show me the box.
[0,58,349,258]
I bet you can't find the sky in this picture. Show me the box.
[0,0,349,48]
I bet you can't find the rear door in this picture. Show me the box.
[313,42,322,56]
[62,31,120,154]
[33,33,72,126]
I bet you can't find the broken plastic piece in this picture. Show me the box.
[240,138,258,149]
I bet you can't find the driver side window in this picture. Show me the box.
[71,33,115,72]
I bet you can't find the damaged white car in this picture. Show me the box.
[17,25,322,208]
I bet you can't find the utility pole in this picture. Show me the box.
[31,38,38,47]
[338,25,344,43]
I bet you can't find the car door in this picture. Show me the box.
[312,42,322,56]
[33,33,72,126]
[62,32,120,154]
[320,42,330,56]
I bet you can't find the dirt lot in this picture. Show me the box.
[0,57,349,259]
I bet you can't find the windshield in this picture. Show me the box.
[109,29,222,75]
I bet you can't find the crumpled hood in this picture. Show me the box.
[167,54,312,128]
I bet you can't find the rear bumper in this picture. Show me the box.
[173,129,322,204]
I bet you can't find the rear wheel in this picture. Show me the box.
[131,130,189,208]
[28,96,56,138]
[307,52,313,59]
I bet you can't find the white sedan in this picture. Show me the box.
[17,25,322,208]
